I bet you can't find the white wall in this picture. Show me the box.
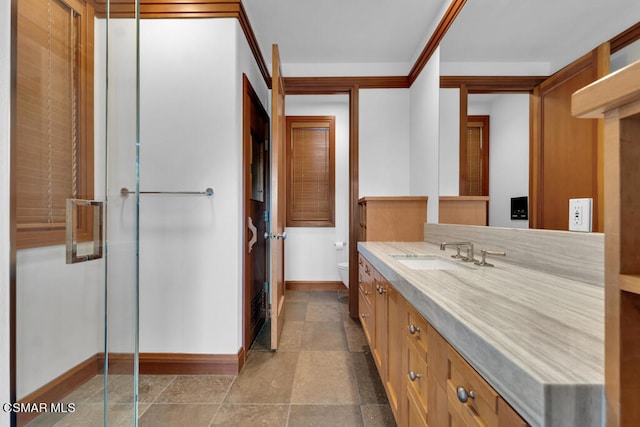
[487,94,529,228]
[134,18,267,354]
[284,95,350,281]
[16,249,104,398]
[359,89,411,197]
[409,48,441,223]
[439,89,459,195]
[1,0,11,422]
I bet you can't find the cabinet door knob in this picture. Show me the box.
[408,371,421,381]
[409,324,421,335]
[456,386,475,403]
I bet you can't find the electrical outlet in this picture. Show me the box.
[568,198,592,232]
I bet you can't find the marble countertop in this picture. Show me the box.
[358,241,604,427]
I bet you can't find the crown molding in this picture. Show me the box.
[440,76,548,93]
[408,0,467,86]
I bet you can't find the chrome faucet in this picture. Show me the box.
[440,242,475,262]
[474,249,507,267]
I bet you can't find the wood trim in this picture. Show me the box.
[349,85,360,320]
[529,87,540,230]
[439,196,489,201]
[97,350,244,375]
[17,355,99,426]
[238,2,270,89]
[358,196,429,202]
[458,84,468,195]
[440,76,548,93]
[284,76,409,94]
[139,352,243,375]
[610,21,640,54]
[286,281,346,291]
[408,0,468,85]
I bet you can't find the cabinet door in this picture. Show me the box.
[407,384,429,427]
[373,271,388,375]
[386,285,403,420]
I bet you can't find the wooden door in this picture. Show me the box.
[243,75,270,351]
[269,44,286,350]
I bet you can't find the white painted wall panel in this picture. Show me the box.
[409,49,441,223]
[439,89,459,196]
[359,89,411,197]
[488,94,529,228]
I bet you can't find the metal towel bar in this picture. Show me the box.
[120,187,214,197]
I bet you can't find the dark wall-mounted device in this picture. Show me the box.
[511,196,528,220]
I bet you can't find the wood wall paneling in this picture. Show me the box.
[530,46,608,231]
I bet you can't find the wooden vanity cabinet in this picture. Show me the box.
[358,253,528,427]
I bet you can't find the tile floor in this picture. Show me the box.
[27,290,396,426]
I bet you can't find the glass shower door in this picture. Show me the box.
[12,0,140,425]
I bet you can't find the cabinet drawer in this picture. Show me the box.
[406,339,428,416]
[406,304,428,357]
[447,344,499,427]
[359,291,374,345]
[358,255,375,307]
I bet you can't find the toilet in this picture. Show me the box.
[338,262,349,288]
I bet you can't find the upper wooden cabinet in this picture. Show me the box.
[359,197,428,242]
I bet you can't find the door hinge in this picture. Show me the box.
[264,139,269,151]
[264,210,269,223]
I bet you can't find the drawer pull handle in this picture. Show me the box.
[409,324,421,335]
[456,386,475,403]
[409,371,421,381]
[364,290,370,295]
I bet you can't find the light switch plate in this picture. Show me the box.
[568,198,592,232]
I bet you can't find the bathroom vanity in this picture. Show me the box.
[357,230,604,427]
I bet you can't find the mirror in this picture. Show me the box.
[436,0,640,231]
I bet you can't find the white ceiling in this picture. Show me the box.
[440,0,640,74]
[242,0,640,76]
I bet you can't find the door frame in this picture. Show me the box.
[241,74,270,362]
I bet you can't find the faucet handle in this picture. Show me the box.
[474,249,506,267]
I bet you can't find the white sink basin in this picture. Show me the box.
[391,254,464,271]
